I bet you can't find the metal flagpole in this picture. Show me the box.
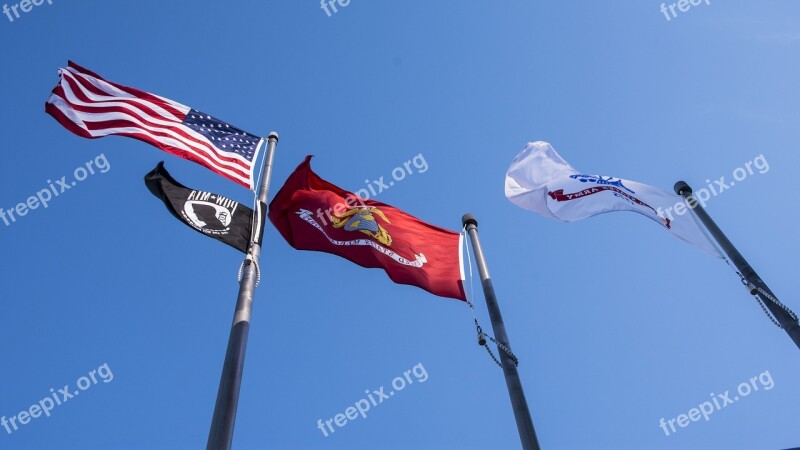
[207,132,279,450]
[675,181,800,351]
[462,214,541,450]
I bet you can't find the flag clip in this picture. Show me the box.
[741,276,758,295]
[474,319,518,368]
[477,324,487,347]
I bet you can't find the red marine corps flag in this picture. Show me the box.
[269,156,466,301]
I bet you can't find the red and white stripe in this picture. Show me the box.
[45,62,260,189]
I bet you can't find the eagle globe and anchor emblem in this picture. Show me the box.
[330,206,393,247]
[296,204,428,268]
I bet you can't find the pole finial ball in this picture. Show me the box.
[674,181,692,196]
[462,213,478,227]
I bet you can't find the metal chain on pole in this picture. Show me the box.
[237,254,261,287]
[474,321,519,368]
[740,276,799,328]
[462,228,519,369]
[461,214,540,450]
[753,295,782,328]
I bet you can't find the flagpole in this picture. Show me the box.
[207,132,279,450]
[674,181,800,351]
[462,214,541,450]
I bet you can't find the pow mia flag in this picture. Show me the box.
[145,162,265,253]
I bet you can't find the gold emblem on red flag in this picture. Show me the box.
[330,207,392,247]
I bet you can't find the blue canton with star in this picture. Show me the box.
[182,109,260,161]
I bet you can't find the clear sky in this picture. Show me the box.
[1,1,799,449]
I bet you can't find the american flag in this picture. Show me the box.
[45,61,263,189]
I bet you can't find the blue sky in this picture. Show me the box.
[1,1,799,449]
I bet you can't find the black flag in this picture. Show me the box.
[145,162,265,253]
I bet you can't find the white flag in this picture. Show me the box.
[504,141,723,258]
